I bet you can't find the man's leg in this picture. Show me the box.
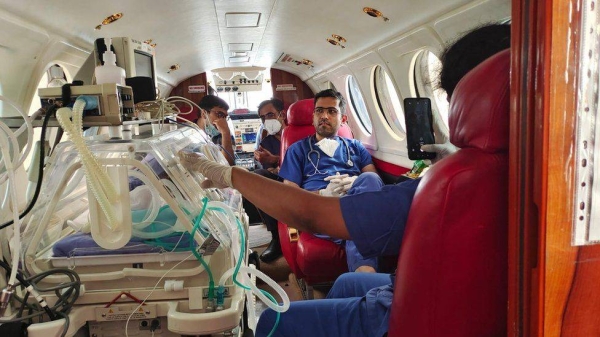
[342,172,384,271]
[345,240,378,272]
[253,169,284,262]
[326,272,392,299]
[256,297,370,337]
[346,172,384,195]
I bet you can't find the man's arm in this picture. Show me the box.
[361,163,377,173]
[214,118,235,166]
[284,179,321,194]
[233,168,350,239]
[283,179,299,188]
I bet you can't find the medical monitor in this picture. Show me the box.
[241,132,256,144]
[94,37,157,91]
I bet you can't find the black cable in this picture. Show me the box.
[0,105,56,230]
[0,260,55,320]
[0,260,79,324]
[16,292,30,318]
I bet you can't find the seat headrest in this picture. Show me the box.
[449,49,510,153]
[287,99,315,126]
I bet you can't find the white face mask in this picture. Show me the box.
[316,138,339,157]
[263,119,282,135]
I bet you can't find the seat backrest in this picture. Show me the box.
[280,98,353,163]
[388,49,510,337]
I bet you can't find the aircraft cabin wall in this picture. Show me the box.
[305,0,510,169]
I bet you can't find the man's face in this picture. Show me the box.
[258,103,281,125]
[206,106,229,123]
[313,97,346,138]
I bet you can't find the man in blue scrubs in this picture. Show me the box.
[279,89,382,272]
[179,23,511,337]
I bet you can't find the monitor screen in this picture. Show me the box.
[93,37,157,89]
[134,50,154,79]
[241,133,257,144]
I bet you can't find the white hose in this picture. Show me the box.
[128,170,161,226]
[0,122,19,185]
[245,265,258,330]
[0,94,33,185]
[0,128,22,287]
[205,201,239,249]
[56,100,118,230]
[207,200,289,313]
[219,265,290,313]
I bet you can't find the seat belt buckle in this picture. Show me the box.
[288,228,299,242]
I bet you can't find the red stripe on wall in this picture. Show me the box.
[372,157,410,176]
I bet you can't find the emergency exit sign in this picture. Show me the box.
[188,85,206,93]
[276,84,296,91]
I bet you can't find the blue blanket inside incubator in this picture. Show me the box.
[52,232,195,257]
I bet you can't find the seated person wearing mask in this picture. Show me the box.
[178,22,511,337]
[198,95,235,166]
[278,89,382,273]
[252,98,288,262]
[254,98,286,171]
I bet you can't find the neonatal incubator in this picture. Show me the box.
[0,96,289,336]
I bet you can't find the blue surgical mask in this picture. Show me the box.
[205,122,220,138]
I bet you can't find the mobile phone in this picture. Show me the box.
[403,97,436,160]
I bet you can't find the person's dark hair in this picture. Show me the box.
[199,95,229,111]
[439,23,511,98]
[257,98,285,114]
[314,89,347,115]
[270,98,284,112]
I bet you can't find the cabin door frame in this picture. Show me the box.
[509,0,600,336]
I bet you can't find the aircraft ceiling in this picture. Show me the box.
[0,0,484,86]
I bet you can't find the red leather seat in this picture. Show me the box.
[388,49,510,336]
[278,98,351,284]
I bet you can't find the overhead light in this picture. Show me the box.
[102,13,123,25]
[363,7,389,22]
[95,12,123,30]
[331,34,347,43]
[167,64,180,73]
[327,38,346,49]
[244,70,261,80]
[144,39,157,48]
[216,70,235,80]
[232,52,248,57]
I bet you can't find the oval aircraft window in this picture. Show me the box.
[373,65,405,135]
[413,50,449,128]
[347,75,372,134]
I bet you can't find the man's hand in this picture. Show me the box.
[178,150,234,189]
[420,113,459,163]
[254,146,279,166]
[212,118,231,136]
[335,175,358,194]
[320,173,349,197]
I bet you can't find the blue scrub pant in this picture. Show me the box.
[315,172,384,271]
[255,273,392,337]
